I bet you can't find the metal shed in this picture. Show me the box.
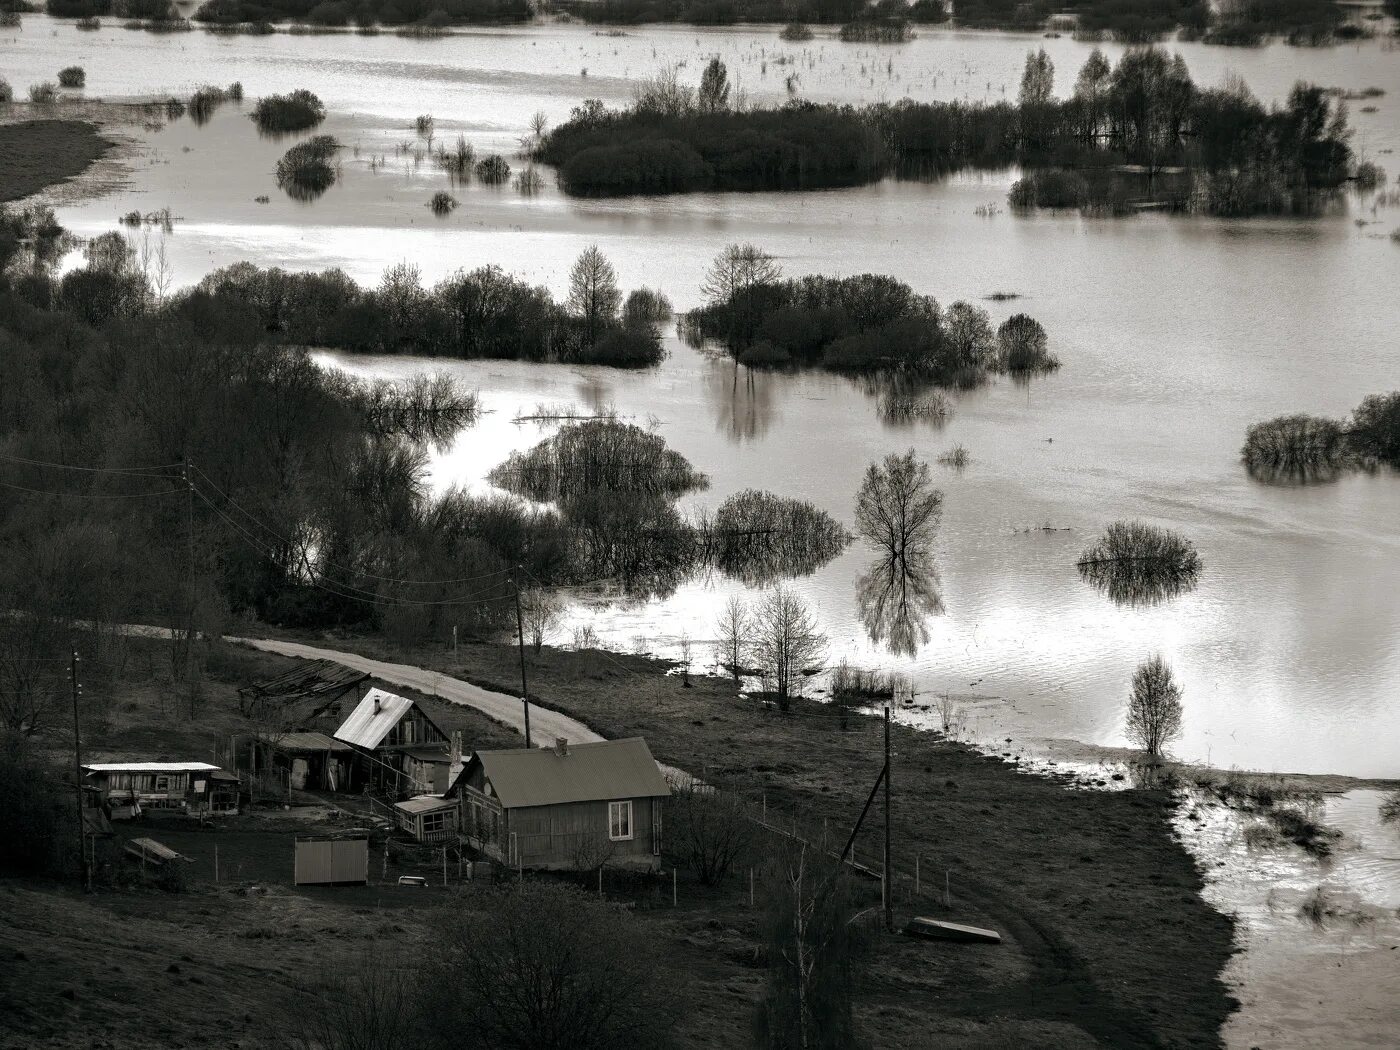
[294,835,369,886]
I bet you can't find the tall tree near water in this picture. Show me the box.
[698,57,731,114]
[1125,654,1184,757]
[752,586,826,711]
[567,245,621,346]
[855,450,942,560]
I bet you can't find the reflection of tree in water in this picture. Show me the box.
[853,450,945,655]
[857,550,944,657]
[1075,520,1201,608]
[706,358,778,443]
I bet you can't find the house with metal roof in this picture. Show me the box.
[332,688,451,796]
[447,737,670,871]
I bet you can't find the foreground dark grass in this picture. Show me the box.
[314,633,1240,1048]
[0,119,111,202]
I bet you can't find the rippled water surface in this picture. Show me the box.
[6,17,1400,778]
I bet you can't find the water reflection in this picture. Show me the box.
[705,359,778,443]
[1075,557,1202,608]
[856,550,945,657]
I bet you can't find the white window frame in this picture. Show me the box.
[608,800,633,842]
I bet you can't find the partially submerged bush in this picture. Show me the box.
[997,313,1059,373]
[700,489,849,586]
[779,21,813,40]
[0,79,12,104]
[1077,520,1201,606]
[1241,414,1349,480]
[57,66,86,88]
[839,16,911,42]
[29,82,58,104]
[252,89,325,133]
[474,153,510,184]
[274,135,341,200]
[878,390,950,425]
[428,190,458,215]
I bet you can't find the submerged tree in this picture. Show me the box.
[1125,654,1184,757]
[1077,520,1201,607]
[752,586,826,711]
[1241,414,1350,482]
[854,450,942,560]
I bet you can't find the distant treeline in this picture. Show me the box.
[195,259,668,368]
[686,245,1059,381]
[188,0,529,28]
[539,49,1358,217]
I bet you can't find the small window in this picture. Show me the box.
[422,811,449,833]
[608,800,633,841]
[155,776,170,791]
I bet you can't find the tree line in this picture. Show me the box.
[537,50,1362,217]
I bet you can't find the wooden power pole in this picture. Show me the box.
[70,650,90,892]
[883,704,893,933]
[513,568,532,748]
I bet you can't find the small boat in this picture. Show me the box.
[904,917,1001,945]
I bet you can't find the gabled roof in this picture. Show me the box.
[333,688,415,749]
[457,738,670,809]
[84,762,221,774]
[275,731,352,753]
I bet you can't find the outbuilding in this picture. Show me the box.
[448,737,670,871]
[333,687,451,796]
[83,762,240,819]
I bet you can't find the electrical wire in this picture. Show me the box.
[0,480,184,499]
[0,451,185,477]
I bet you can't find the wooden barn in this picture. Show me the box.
[83,762,240,819]
[333,687,452,796]
[448,737,670,871]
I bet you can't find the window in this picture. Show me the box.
[422,811,449,834]
[608,800,633,841]
[154,776,170,791]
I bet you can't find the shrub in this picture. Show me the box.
[997,313,1059,372]
[428,190,458,215]
[0,79,12,104]
[474,154,510,183]
[839,16,911,41]
[251,89,326,133]
[580,327,665,367]
[559,138,708,196]
[622,287,672,331]
[779,20,812,39]
[76,13,101,25]
[1241,414,1348,475]
[29,81,58,104]
[1349,392,1400,466]
[275,135,341,199]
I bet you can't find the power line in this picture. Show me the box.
[0,451,185,477]
[0,480,184,499]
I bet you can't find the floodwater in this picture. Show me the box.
[5,15,1399,778]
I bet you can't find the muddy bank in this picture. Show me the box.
[0,118,113,203]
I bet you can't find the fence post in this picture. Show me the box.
[214,844,219,884]
[598,865,603,898]
[945,870,950,908]
[749,867,754,908]
[915,855,919,896]
[672,867,677,907]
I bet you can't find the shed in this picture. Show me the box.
[265,731,354,791]
[447,737,670,871]
[84,762,240,818]
[332,688,451,795]
[294,835,369,886]
[392,795,459,843]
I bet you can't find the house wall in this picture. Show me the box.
[381,707,447,748]
[505,798,662,871]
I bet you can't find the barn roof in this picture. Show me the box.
[462,738,670,809]
[239,659,369,705]
[84,762,222,773]
[333,688,416,749]
[274,731,352,753]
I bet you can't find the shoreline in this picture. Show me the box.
[1,103,143,206]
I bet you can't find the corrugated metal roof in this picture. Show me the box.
[126,837,188,863]
[275,732,352,753]
[394,794,455,815]
[466,738,670,809]
[85,762,222,773]
[333,688,415,749]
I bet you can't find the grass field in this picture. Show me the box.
[0,119,112,203]
[2,632,1238,1048]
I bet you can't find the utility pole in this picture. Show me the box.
[883,704,893,933]
[70,651,90,892]
[183,459,197,719]
[513,567,532,748]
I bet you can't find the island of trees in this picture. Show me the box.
[1242,394,1400,482]
[536,50,1363,217]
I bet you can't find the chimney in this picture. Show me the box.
[554,737,569,758]
[449,731,464,785]
[373,692,381,714]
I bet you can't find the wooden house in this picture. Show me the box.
[448,737,670,871]
[332,687,451,796]
[84,762,240,819]
[392,794,460,843]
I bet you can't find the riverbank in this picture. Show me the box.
[280,629,1239,1047]
[0,118,112,202]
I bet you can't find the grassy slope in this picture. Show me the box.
[3,634,1236,1048]
[0,120,111,203]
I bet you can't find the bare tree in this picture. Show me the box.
[677,631,693,687]
[714,595,751,683]
[698,57,731,113]
[854,450,943,559]
[754,841,857,1050]
[529,109,548,140]
[633,63,694,116]
[669,786,754,886]
[567,245,621,346]
[752,586,826,712]
[1125,654,1183,756]
[520,588,563,654]
[700,242,781,308]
